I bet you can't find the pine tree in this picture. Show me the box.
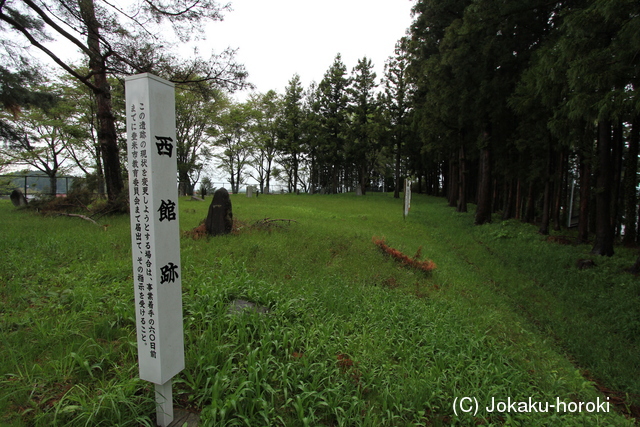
[348,57,378,195]
[277,75,305,193]
[314,54,350,193]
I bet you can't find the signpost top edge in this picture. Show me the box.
[125,73,175,88]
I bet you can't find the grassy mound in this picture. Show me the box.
[0,193,636,426]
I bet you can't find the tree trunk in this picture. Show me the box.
[79,0,123,202]
[49,174,57,196]
[622,117,639,246]
[524,181,535,223]
[552,150,566,231]
[178,170,192,196]
[475,136,492,225]
[577,150,591,244]
[442,158,449,199]
[331,165,339,194]
[591,120,614,256]
[234,164,241,194]
[539,145,553,235]
[539,180,552,235]
[293,154,299,194]
[457,145,467,213]
[448,152,459,207]
[611,121,624,238]
[502,179,515,220]
[515,179,522,220]
[358,162,367,196]
[308,154,315,195]
[95,144,105,197]
[94,74,122,201]
[492,178,500,214]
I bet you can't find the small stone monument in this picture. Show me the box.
[228,299,270,315]
[205,188,233,236]
[246,185,254,198]
[10,189,28,207]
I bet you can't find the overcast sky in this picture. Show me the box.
[200,0,416,97]
[30,0,415,98]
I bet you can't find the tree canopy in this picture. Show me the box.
[0,0,248,200]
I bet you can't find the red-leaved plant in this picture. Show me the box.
[372,236,436,272]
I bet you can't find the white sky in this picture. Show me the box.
[26,0,415,98]
[200,0,416,97]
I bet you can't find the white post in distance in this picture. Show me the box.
[567,178,576,228]
[403,179,412,219]
[125,73,185,427]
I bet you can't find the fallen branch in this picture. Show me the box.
[255,218,298,225]
[252,218,298,229]
[56,212,99,225]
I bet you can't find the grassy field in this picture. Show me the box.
[0,192,638,426]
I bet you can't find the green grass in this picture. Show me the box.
[0,193,637,426]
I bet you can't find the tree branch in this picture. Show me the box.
[144,0,200,17]
[0,10,98,91]
[56,212,99,225]
[21,0,93,58]
[101,0,156,39]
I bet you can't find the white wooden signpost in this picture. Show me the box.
[125,73,185,427]
[403,179,412,219]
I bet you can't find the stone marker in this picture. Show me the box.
[205,188,233,236]
[190,196,204,202]
[355,184,363,196]
[10,189,28,207]
[228,299,270,315]
[246,185,254,198]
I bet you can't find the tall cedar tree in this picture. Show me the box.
[384,39,412,199]
[277,75,304,193]
[315,54,350,193]
[557,0,640,255]
[408,0,473,208]
[348,57,378,195]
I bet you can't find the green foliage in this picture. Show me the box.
[313,54,351,193]
[347,57,381,194]
[174,83,228,196]
[212,101,259,194]
[1,194,637,425]
[249,90,281,194]
[276,75,305,193]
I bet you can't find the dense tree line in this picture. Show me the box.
[407,0,639,259]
